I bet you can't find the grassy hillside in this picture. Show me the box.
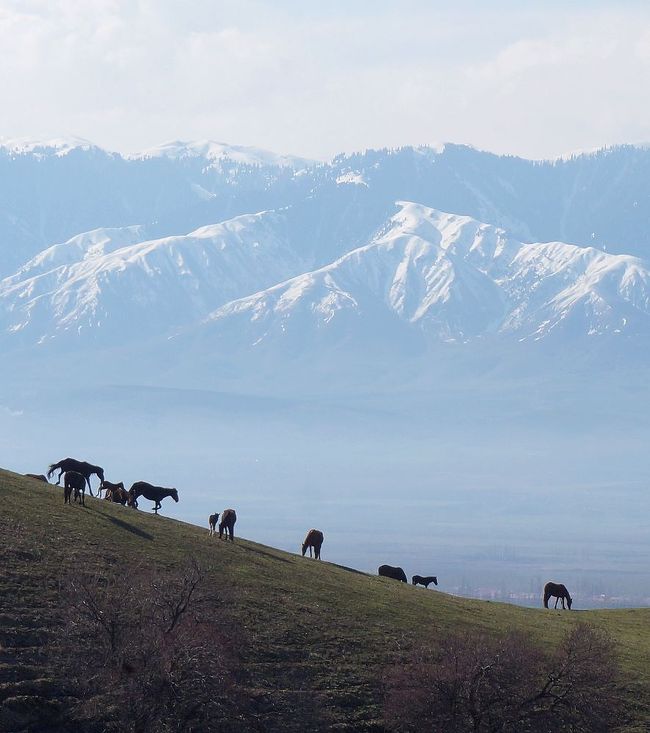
[1,468,649,731]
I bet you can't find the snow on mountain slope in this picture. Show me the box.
[131,139,315,170]
[5,226,153,284]
[0,211,306,347]
[2,200,649,363]
[183,202,650,358]
[0,136,104,157]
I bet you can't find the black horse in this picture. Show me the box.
[378,565,407,583]
[208,513,220,537]
[219,509,237,541]
[48,458,104,497]
[129,481,178,514]
[64,471,86,506]
[543,581,573,610]
[412,575,438,588]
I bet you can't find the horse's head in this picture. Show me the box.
[301,542,307,556]
[117,482,125,490]
[432,576,438,586]
[171,488,179,502]
[566,595,573,610]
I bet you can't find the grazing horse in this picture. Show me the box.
[412,575,438,588]
[25,473,48,482]
[543,581,573,610]
[208,513,220,537]
[378,565,408,583]
[47,458,104,497]
[301,529,324,559]
[64,471,86,506]
[219,509,237,541]
[129,481,178,514]
[103,481,127,504]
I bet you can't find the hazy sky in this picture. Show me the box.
[2,0,650,159]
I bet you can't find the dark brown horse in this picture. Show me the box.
[412,575,438,588]
[219,509,236,541]
[301,529,324,559]
[129,481,178,514]
[543,581,572,610]
[103,481,128,504]
[64,471,86,506]
[378,565,407,583]
[24,473,48,482]
[208,513,220,537]
[48,458,104,497]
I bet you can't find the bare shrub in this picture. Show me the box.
[384,624,626,733]
[54,558,246,732]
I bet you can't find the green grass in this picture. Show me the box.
[1,468,649,731]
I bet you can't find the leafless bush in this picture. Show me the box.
[54,558,246,732]
[384,623,626,733]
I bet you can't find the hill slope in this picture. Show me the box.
[1,469,649,731]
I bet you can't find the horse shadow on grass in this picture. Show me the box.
[331,563,365,575]
[242,545,292,564]
[97,512,154,540]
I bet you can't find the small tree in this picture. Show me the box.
[384,624,626,733]
[54,558,246,732]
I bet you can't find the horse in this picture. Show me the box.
[208,513,220,537]
[64,471,86,506]
[301,529,324,559]
[103,481,127,504]
[129,481,178,514]
[412,575,438,588]
[47,458,104,497]
[378,565,407,583]
[24,473,48,482]
[219,509,237,541]
[543,581,573,610]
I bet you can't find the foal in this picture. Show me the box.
[208,513,220,537]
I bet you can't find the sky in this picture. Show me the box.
[2,0,650,160]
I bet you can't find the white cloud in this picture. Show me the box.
[1,2,650,159]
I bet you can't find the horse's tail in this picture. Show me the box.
[543,587,550,608]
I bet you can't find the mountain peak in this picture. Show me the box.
[0,136,103,157]
[128,139,316,169]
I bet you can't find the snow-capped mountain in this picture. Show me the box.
[5,138,650,279]
[174,203,650,368]
[0,211,307,347]
[130,139,316,170]
[2,200,649,364]
[3,138,650,393]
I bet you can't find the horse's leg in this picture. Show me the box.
[554,597,559,609]
[561,597,565,610]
